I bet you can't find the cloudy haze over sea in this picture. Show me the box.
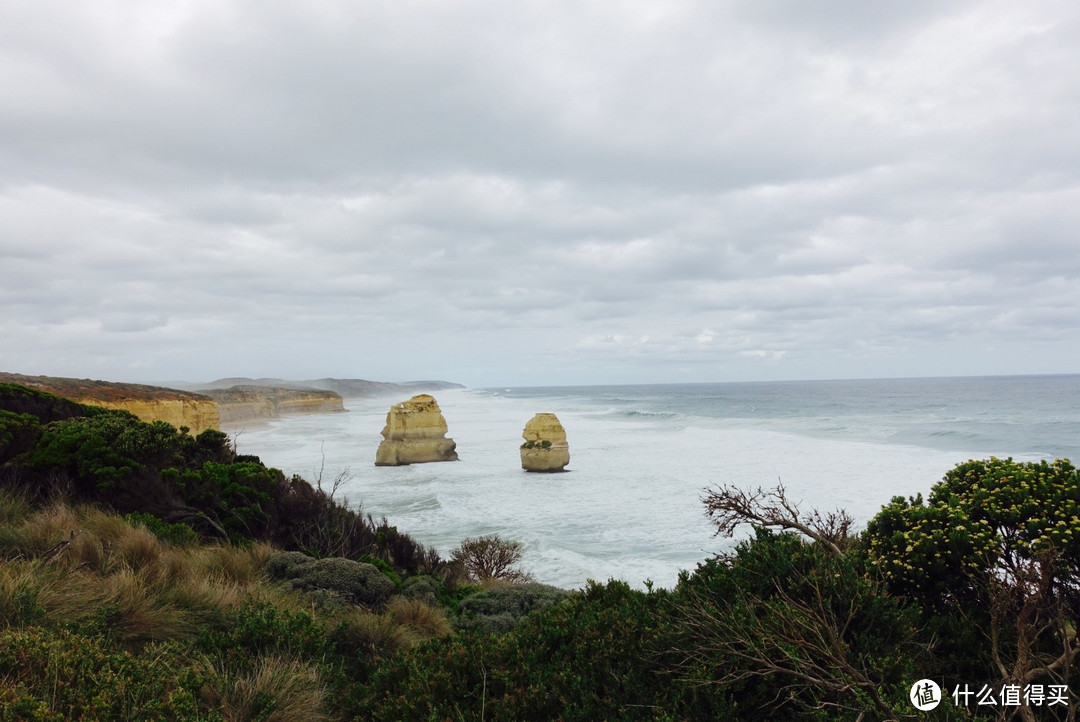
[1,1,1079,387]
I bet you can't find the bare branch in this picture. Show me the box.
[702,481,853,556]
[451,535,533,584]
[44,529,83,563]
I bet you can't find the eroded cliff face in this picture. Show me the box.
[520,412,570,472]
[0,373,221,434]
[88,398,221,435]
[206,386,345,426]
[375,394,458,466]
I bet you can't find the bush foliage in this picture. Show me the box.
[2,383,1078,720]
[3,386,441,574]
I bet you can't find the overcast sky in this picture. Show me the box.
[1,0,1078,388]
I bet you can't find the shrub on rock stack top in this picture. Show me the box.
[374,394,458,466]
[520,413,570,472]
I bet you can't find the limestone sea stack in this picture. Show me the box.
[374,394,459,466]
[520,413,570,472]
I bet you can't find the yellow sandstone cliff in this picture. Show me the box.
[0,373,221,434]
[206,386,346,426]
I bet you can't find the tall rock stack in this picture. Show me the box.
[374,394,459,466]
[520,413,570,472]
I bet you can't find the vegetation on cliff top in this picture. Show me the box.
[0,373,214,403]
[1,381,1078,720]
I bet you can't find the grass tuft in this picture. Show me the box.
[0,486,31,527]
[197,544,264,586]
[386,596,453,641]
[330,608,412,662]
[199,654,330,722]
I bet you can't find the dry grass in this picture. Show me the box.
[143,546,195,588]
[164,574,253,632]
[0,501,292,642]
[332,608,413,660]
[79,508,137,543]
[102,568,181,641]
[386,596,453,641]
[0,504,81,559]
[113,525,163,571]
[0,496,436,673]
[0,561,101,629]
[0,561,48,628]
[194,544,269,585]
[199,654,330,722]
[62,531,106,572]
[0,486,31,527]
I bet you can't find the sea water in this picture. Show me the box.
[229,374,1080,590]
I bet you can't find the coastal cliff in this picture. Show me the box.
[0,372,220,434]
[194,377,464,399]
[0,372,463,435]
[206,386,345,426]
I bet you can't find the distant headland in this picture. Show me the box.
[0,372,463,433]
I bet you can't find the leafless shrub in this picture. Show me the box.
[702,481,854,556]
[976,549,1080,722]
[450,535,534,584]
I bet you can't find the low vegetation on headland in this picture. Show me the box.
[1,381,1078,720]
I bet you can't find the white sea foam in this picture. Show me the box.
[230,378,1078,590]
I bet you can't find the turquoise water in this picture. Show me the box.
[230,374,1079,589]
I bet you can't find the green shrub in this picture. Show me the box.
[166,461,282,541]
[366,580,678,721]
[672,530,925,719]
[864,457,1080,701]
[196,601,327,662]
[454,582,571,634]
[124,511,199,546]
[865,457,1080,608]
[264,552,397,608]
[358,555,402,589]
[0,627,212,720]
[288,557,396,608]
[0,384,106,424]
[264,550,315,580]
[0,410,40,466]
[400,575,441,606]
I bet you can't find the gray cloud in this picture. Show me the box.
[1,0,1078,386]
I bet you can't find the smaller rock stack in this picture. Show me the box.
[374,394,459,466]
[520,413,570,472]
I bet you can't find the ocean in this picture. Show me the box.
[228,374,1080,590]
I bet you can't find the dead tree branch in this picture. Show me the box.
[702,481,854,556]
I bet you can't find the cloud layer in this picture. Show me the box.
[2,0,1078,386]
